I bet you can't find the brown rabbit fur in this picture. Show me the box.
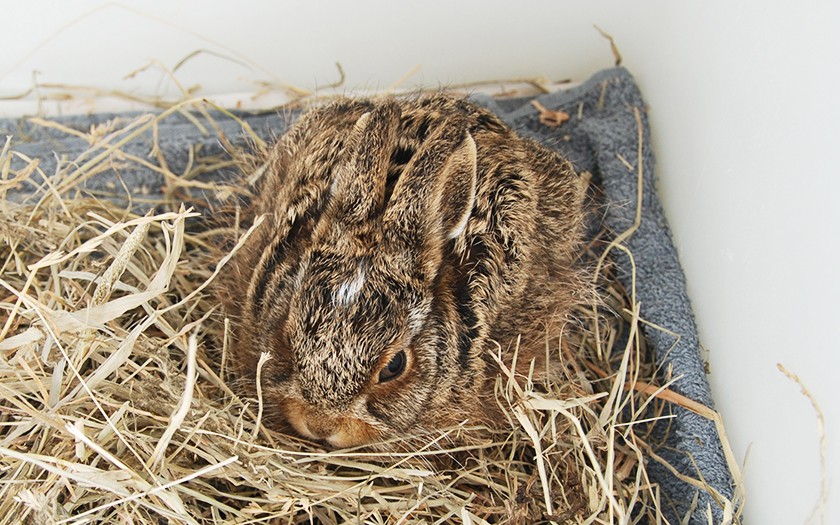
[221,94,588,449]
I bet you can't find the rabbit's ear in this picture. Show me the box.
[330,102,400,225]
[383,123,475,251]
[437,133,477,240]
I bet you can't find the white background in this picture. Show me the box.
[2,2,837,524]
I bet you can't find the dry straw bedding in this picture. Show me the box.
[0,99,736,524]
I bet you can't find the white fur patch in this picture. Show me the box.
[334,265,366,306]
[407,305,428,335]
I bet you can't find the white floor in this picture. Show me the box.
[2,2,837,523]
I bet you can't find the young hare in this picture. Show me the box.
[223,95,588,448]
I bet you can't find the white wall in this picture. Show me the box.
[2,2,837,524]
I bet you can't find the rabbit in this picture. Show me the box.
[221,94,589,449]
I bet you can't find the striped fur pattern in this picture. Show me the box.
[223,95,588,448]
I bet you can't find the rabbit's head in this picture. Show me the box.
[245,102,483,447]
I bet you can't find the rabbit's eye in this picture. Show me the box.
[378,350,406,383]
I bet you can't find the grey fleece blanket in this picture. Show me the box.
[2,67,734,524]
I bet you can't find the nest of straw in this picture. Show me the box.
[0,100,701,524]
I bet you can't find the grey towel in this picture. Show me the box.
[1,67,735,524]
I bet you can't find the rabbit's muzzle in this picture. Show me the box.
[283,397,381,448]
